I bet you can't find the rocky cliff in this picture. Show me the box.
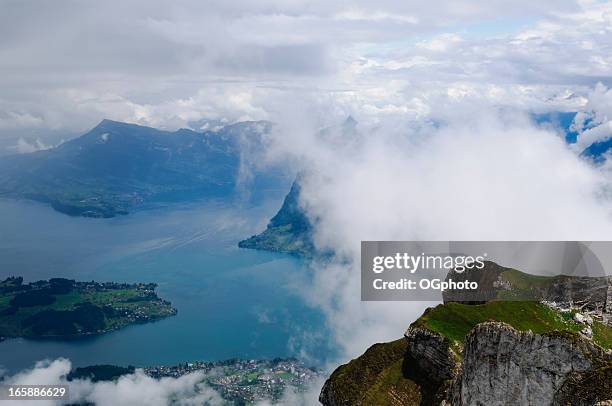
[238,180,315,256]
[320,301,612,406]
[452,322,610,405]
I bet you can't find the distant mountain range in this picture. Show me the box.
[0,119,290,217]
[1,112,608,231]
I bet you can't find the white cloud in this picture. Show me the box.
[334,9,419,24]
[263,102,612,361]
[1,359,223,406]
[8,137,52,154]
[416,33,463,52]
[573,83,612,151]
[0,111,44,129]
[3,0,612,398]
[1,359,324,406]
[0,0,599,137]
[72,371,221,406]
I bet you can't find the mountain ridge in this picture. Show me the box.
[319,264,612,405]
[0,119,288,217]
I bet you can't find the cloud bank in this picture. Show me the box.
[1,359,222,406]
[265,103,612,359]
[1,359,323,406]
[0,0,610,136]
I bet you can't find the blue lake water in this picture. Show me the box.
[0,198,335,374]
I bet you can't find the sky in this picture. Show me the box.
[2,1,612,404]
[1,0,611,140]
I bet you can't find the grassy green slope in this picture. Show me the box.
[322,301,612,406]
[412,301,611,350]
[321,339,422,406]
[0,282,176,337]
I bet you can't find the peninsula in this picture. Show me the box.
[0,276,177,338]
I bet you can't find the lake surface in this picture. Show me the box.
[0,198,335,374]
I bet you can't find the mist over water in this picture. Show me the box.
[0,198,337,374]
[260,108,612,360]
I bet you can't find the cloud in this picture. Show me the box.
[1,359,325,406]
[572,83,612,151]
[3,0,612,399]
[71,371,221,406]
[1,359,223,406]
[8,137,52,154]
[416,33,463,52]
[263,99,612,361]
[0,111,44,129]
[0,0,598,138]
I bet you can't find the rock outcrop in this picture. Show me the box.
[452,322,610,405]
[404,327,458,383]
[319,338,422,406]
[320,302,612,406]
[238,179,315,257]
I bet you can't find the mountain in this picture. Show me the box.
[320,264,612,405]
[238,116,361,256]
[0,119,289,217]
[321,305,611,406]
[442,261,612,313]
[238,179,314,256]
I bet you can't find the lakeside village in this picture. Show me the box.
[145,358,321,404]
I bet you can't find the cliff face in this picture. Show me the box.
[320,302,612,406]
[238,180,315,256]
[452,322,610,406]
[404,328,458,383]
